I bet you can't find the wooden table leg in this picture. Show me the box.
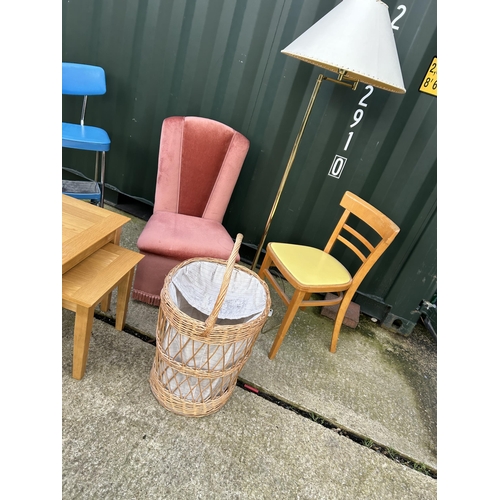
[100,293,111,312]
[100,228,124,311]
[115,269,134,331]
[72,305,94,380]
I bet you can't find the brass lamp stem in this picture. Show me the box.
[250,71,359,271]
[251,74,325,271]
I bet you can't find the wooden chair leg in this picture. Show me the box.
[257,251,273,279]
[330,297,352,353]
[300,292,312,311]
[72,304,95,379]
[115,269,134,331]
[269,289,306,360]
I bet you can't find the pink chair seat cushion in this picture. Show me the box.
[137,211,239,262]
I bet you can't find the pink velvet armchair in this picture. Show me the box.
[132,116,250,306]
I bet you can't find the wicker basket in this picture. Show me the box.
[149,234,271,417]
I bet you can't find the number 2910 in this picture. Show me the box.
[328,85,374,179]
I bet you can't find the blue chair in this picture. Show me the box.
[62,62,111,207]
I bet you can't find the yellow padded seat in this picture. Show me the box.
[269,243,351,287]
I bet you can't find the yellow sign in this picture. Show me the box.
[419,57,437,96]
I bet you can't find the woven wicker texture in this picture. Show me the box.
[150,234,271,417]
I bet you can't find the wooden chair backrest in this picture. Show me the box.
[324,191,400,279]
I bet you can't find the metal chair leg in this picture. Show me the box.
[99,152,106,207]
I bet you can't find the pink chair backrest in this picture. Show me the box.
[153,116,250,222]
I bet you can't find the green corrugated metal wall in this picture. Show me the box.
[62,0,437,334]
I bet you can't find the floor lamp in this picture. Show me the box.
[251,0,406,271]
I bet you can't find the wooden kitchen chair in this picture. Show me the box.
[258,191,400,358]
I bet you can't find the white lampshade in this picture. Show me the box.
[281,0,406,93]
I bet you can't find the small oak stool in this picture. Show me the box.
[62,243,144,379]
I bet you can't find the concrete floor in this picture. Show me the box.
[62,204,437,499]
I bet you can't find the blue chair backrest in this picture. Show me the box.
[62,63,106,96]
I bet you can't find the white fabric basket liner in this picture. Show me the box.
[169,260,268,322]
[159,260,268,402]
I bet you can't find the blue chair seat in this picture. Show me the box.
[62,122,110,152]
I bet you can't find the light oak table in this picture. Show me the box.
[63,243,144,379]
[62,195,144,379]
[62,194,130,274]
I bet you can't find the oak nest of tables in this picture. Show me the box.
[62,195,144,379]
